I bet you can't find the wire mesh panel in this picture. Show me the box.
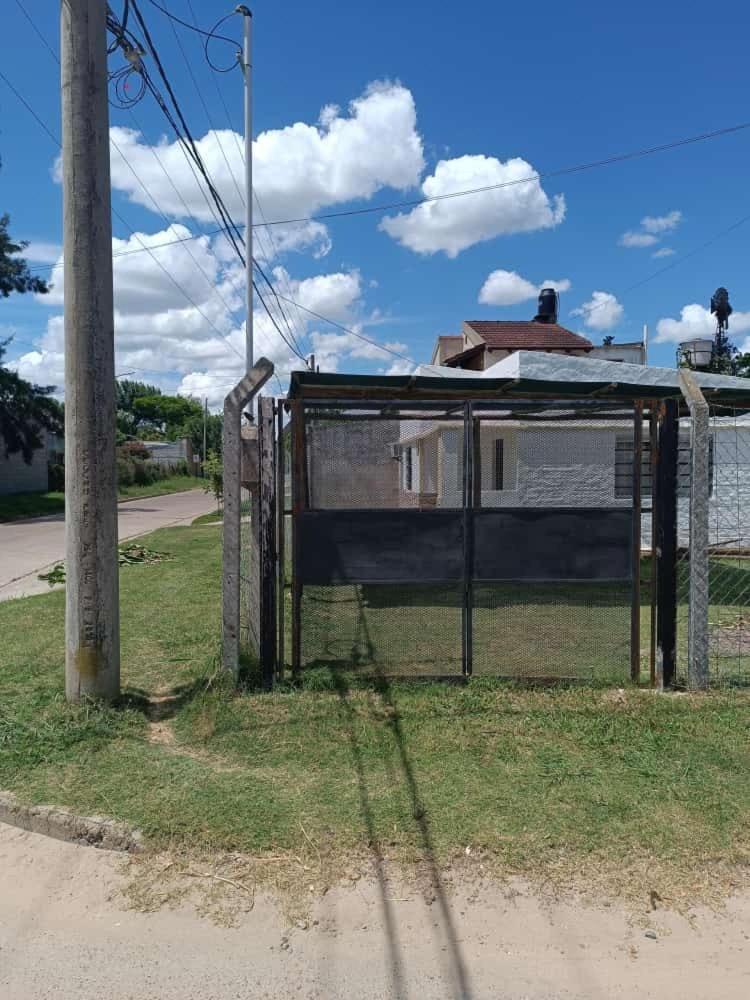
[471,412,635,681]
[705,406,750,685]
[291,400,643,682]
[295,405,465,676]
[298,584,463,676]
[472,582,631,680]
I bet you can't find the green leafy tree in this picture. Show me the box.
[0,340,62,462]
[0,220,60,461]
[0,214,48,298]
[132,394,201,434]
[172,410,223,458]
[115,379,162,438]
[203,449,223,512]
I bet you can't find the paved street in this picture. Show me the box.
[0,489,216,602]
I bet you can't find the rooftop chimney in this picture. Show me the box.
[534,287,559,324]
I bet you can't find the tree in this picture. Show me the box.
[133,394,201,431]
[0,220,60,462]
[172,409,223,458]
[0,214,49,298]
[115,379,162,439]
[203,450,223,513]
[0,339,62,462]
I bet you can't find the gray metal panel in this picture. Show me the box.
[473,508,633,582]
[297,509,464,584]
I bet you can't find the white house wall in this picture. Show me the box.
[0,433,49,496]
[437,425,628,509]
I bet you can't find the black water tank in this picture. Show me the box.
[534,287,559,324]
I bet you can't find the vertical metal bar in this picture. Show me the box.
[472,414,482,509]
[656,398,679,688]
[462,401,474,677]
[630,401,643,682]
[258,397,277,688]
[290,399,304,677]
[649,402,658,686]
[276,402,285,680]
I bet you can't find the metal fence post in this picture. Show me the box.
[630,401,643,682]
[258,396,277,688]
[222,359,273,675]
[679,370,710,690]
[462,401,474,677]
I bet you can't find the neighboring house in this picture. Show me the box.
[441,319,594,371]
[396,417,642,510]
[0,430,49,496]
[589,340,647,364]
[141,438,195,468]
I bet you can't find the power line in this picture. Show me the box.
[143,0,240,48]
[0,69,60,145]
[274,293,418,367]
[14,0,58,63]
[0,66,245,368]
[254,121,750,229]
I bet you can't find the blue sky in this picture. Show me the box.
[2,0,750,404]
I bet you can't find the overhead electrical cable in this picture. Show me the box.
[254,121,750,229]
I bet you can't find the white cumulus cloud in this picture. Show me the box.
[91,82,424,262]
[571,291,624,331]
[641,210,682,234]
[380,154,565,257]
[478,270,571,306]
[652,247,676,259]
[655,303,750,344]
[619,210,682,250]
[619,231,659,248]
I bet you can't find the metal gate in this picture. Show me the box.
[283,397,644,682]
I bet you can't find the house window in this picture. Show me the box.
[614,434,713,498]
[404,446,413,491]
[493,438,504,490]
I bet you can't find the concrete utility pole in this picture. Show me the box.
[237,4,253,373]
[203,397,208,473]
[61,0,120,702]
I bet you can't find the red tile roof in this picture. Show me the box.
[465,321,593,352]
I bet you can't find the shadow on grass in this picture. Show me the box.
[324,587,473,1000]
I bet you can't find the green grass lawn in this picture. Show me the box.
[0,477,205,522]
[1,523,750,906]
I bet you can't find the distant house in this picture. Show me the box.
[141,438,195,469]
[437,319,594,371]
[0,430,50,496]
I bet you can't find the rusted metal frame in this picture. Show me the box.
[655,399,679,688]
[649,401,658,686]
[630,401,643,682]
[462,401,475,677]
[290,399,305,678]
[276,401,285,681]
[258,397,277,689]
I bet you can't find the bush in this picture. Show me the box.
[47,462,65,492]
[173,459,190,477]
[120,440,151,461]
[116,457,135,487]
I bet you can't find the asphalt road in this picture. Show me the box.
[0,489,216,602]
[1,823,749,1000]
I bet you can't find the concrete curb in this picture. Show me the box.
[0,791,142,852]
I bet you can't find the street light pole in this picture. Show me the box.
[237,5,253,374]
